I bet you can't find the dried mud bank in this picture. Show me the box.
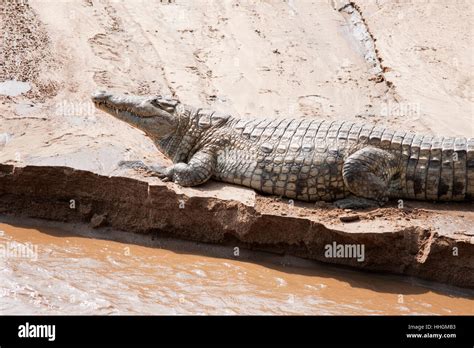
[0,164,472,288]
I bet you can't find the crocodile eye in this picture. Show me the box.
[151,97,178,113]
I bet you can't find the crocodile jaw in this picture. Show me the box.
[91,90,179,139]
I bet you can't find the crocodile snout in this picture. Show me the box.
[91,90,159,118]
[91,90,112,103]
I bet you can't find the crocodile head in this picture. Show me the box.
[91,91,180,139]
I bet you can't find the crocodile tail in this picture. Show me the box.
[402,135,473,201]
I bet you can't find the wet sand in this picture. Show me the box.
[1,219,472,315]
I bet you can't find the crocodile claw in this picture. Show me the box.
[145,165,174,182]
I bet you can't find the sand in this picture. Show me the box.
[1,1,472,172]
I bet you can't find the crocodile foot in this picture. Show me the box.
[147,164,172,181]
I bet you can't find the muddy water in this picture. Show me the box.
[0,219,473,315]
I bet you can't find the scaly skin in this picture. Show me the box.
[92,91,474,207]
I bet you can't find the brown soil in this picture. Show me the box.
[0,164,472,288]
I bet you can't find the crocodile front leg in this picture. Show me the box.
[336,147,399,209]
[151,149,216,186]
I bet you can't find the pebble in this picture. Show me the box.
[339,215,360,222]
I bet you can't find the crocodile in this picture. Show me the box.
[91,91,474,208]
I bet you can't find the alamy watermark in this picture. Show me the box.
[324,241,365,262]
[380,101,420,120]
[18,322,55,342]
[54,99,97,123]
[0,241,38,261]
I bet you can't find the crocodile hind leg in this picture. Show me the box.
[335,147,399,209]
[149,149,216,186]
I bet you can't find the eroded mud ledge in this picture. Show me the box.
[0,163,472,288]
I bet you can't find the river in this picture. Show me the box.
[0,219,472,315]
